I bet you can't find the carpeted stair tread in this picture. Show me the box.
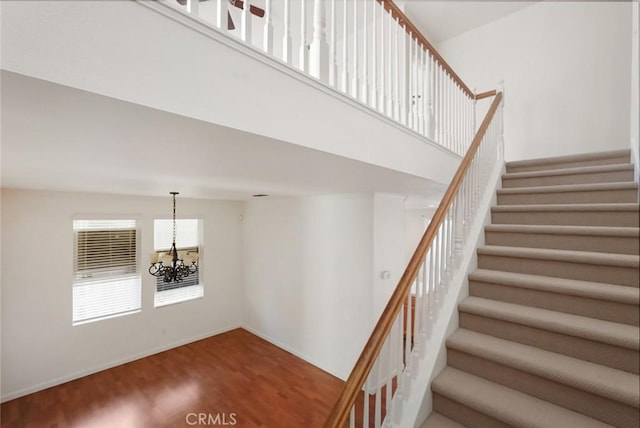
[458,297,639,350]
[421,412,466,428]
[503,163,635,180]
[469,269,639,304]
[477,245,640,268]
[506,149,631,170]
[447,329,640,407]
[497,181,638,196]
[484,224,639,238]
[432,368,612,428]
[492,202,640,213]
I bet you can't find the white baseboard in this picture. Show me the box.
[1,324,242,403]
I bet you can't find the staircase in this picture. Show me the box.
[423,149,640,428]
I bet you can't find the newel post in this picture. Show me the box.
[309,0,330,82]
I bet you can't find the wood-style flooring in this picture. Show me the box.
[1,328,348,428]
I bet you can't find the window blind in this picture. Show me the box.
[73,219,141,325]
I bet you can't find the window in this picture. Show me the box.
[153,219,203,307]
[73,219,141,325]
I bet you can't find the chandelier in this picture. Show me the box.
[149,192,198,283]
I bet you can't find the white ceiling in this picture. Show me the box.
[1,71,445,204]
[404,1,538,44]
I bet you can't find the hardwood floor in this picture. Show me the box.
[0,329,347,428]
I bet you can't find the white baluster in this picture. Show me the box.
[375,376,381,428]
[263,0,273,54]
[416,39,423,132]
[363,377,369,428]
[371,0,377,110]
[427,54,434,140]
[421,47,428,136]
[385,335,393,427]
[349,405,355,428]
[392,313,404,424]
[351,0,359,99]
[399,24,406,125]
[409,37,416,131]
[309,0,329,81]
[283,0,292,64]
[361,0,368,104]
[299,0,308,72]
[189,0,199,17]
[216,0,224,29]
[393,18,400,121]
[329,0,337,87]
[341,0,349,93]
[386,11,393,116]
[404,291,412,385]
[378,2,386,113]
[241,0,251,43]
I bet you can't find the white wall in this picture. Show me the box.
[372,194,406,319]
[243,194,375,380]
[243,193,407,380]
[0,189,244,401]
[404,208,435,263]
[439,1,632,161]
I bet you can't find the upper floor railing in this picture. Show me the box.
[163,0,479,156]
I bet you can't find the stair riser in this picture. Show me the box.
[492,210,640,227]
[469,281,640,326]
[478,254,639,287]
[484,230,639,255]
[507,156,631,174]
[502,170,634,188]
[447,349,639,428]
[432,394,512,428]
[459,312,639,374]
[497,189,638,205]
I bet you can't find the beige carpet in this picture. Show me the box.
[423,149,640,428]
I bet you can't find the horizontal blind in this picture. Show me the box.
[154,219,199,250]
[73,220,140,325]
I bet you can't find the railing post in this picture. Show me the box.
[282,0,292,64]
[216,0,226,30]
[341,0,349,94]
[300,0,308,72]
[188,0,199,17]
[309,0,329,81]
[351,0,360,99]
[263,0,273,54]
[329,0,337,87]
[241,0,252,43]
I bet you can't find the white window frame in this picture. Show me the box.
[72,219,141,325]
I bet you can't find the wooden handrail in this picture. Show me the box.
[324,91,503,428]
[378,0,474,99]
[475,90,498,100]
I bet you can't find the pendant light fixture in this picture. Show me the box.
[149,192,198,283]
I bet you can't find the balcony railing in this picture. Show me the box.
[162,0,478,156]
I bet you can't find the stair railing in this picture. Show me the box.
[161,0,477,156]
[324,91,504,427]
